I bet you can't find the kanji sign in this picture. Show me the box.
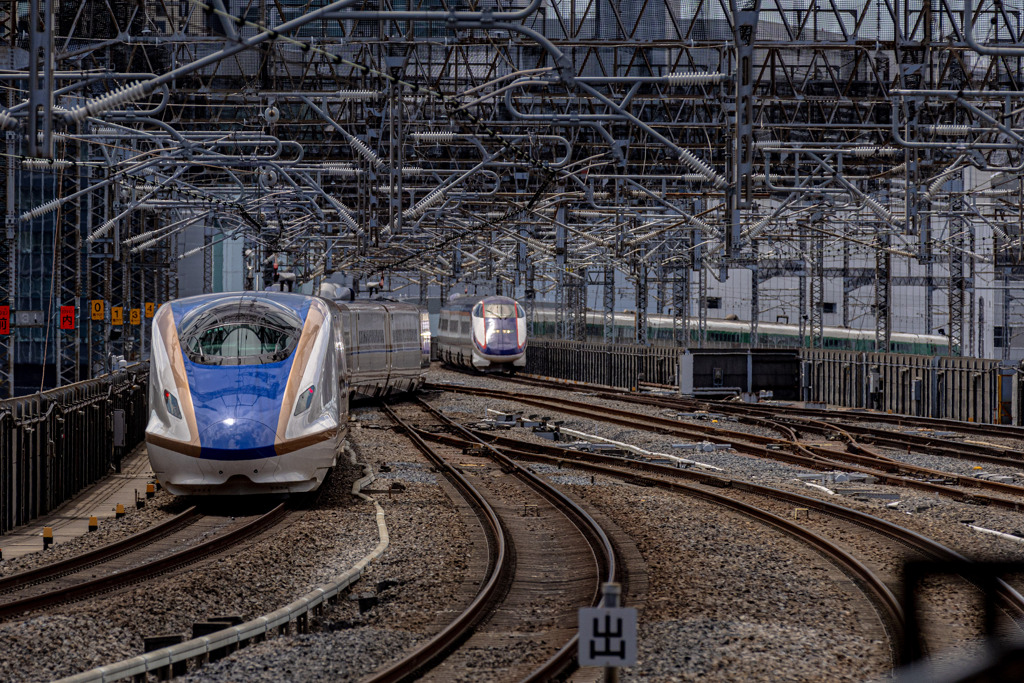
[59,306,75,330]
[90,300,104,321]
[578,607,638,667]
[145,302,155,318]
[111,306,123,326]
[0,306,9,335]
[130,308,141,325]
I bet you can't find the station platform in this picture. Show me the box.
[0,446,154,560]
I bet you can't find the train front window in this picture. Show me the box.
[180,299,303,366]
[484,303,516,318]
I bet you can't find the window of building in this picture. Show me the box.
[995,326,1007,348]
[822,302,836,314]
[705,297,721,309]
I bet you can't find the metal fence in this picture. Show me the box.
[0,364,149,535]
[800,350,1009,424]
[525,340,682,388]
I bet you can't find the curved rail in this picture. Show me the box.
[369,403,511,683]
[0,506,199,595]
[414,396,619,682]
[427,425,1024,627]
[427,383,1024,510]
[0,503,288,620]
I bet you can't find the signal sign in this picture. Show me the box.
[60,306,75,330]
[112,306,123,326]
[90,300,104,321]
[145,302,155,318]
[130,308,141,326]
[0,306,9,335]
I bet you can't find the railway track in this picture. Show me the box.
[427,382,1024,510]
[506,374,1024,465]
[370,399,621,681]
[414,412,1024,666]
[0,502,292,621]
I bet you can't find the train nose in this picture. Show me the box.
[483,321,520,354]
[199,417,278,460]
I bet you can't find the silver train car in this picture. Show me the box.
[146,292,429,496]
[437,295,527,371]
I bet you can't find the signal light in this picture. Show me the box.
[164,389,182,419]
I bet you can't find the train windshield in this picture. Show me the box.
[179,299,303,366]
[484,303,516,318]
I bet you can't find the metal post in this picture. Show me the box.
[603,582,621,683]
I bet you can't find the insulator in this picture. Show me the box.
[861,195,895,224]
[347,135,386,171]
[666,72,726,85]
[403,188,446,220]
[0,109,14,130]
[322,163,361,177]
[412,131,458,142]
[752,174,783,184]
[678,148,725,189]
[681,174,712,183]
[22,158,75,170]
[335,90,383,100]
[65,80,150,123]
[401,167,425,175]
[754,140,783,149]
[119,182,161,193]
[87,218,118,243]
[574,210,608,217]
[925,125,972,136]
[20,198,63,221]
[849,146,899,157]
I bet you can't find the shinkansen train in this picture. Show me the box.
[437,295,527,371]
[146,292,429,496]
[532,305,955,355]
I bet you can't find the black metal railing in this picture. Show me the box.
[525,340,682,388]
[0,364,149,535]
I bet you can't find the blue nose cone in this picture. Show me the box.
[199,418,278,460]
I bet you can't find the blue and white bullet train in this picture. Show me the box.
[146,292,429,495]
[436,295,527,371]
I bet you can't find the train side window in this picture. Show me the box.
[473,303,483,317]
[516,303,525,318]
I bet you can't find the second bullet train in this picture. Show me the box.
[146,292,429,496]
[436,295,527,371]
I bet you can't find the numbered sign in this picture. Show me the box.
[90,300,105,321]
[111,306,123,326]
[59,306,75,330]
[145,302,155,318]
[130,308,141,326]
[0,306,9,335]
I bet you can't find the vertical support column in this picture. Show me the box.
[875,235,891,352]
[603,261,615,345]
[749,265,759,349]
[948,172,965,356]
[634,243,648,346]
[809,229,824,349]
[697,262,708,348]
[672,236,690,347]
[27,0,53,159]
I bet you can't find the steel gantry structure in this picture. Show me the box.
[1,0,1024,392]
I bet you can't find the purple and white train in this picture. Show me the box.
[436,295,527,371]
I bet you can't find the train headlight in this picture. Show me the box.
[164,390,182,420]
[294,385,315,416]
